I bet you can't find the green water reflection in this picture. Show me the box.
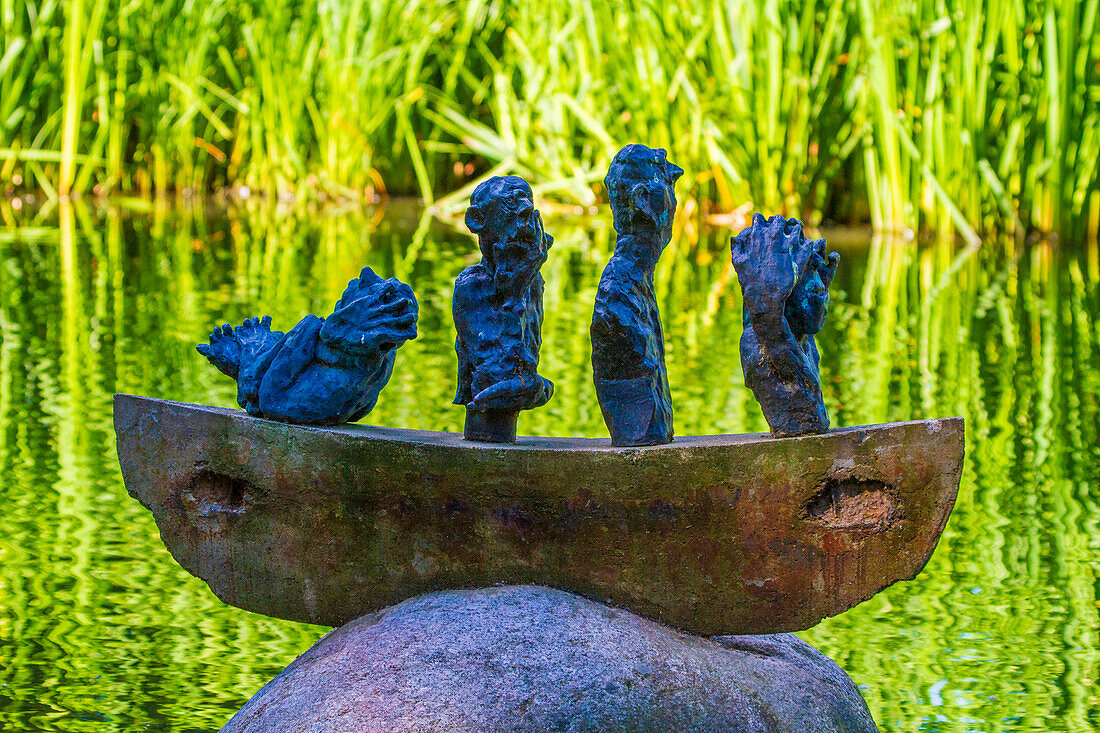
[0,200,1097,732]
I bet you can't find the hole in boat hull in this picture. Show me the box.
[804,478,895,531]
[181,469,253,531]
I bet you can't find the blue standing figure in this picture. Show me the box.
[453,176,554,442]
[197,267,418,425]
[590,144,684,446]
[731,213,839,436]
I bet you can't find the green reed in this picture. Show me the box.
[0,0,1097,239]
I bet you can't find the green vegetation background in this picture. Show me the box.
[2,0,1099,241]
[2,0,1100,727]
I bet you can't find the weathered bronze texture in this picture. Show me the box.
[591,144,684,446]
[732,214,839,436]
[114,394,963,636]
[453,176,554,443]
[197,267,418,426]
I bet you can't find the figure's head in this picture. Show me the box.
[465,176,550,275]
[785,233,832,337]
[605,144,684,250]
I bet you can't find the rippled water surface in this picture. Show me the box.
[0,200,1097,732]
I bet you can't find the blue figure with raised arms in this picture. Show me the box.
[731,214,839,436]
[198,267,418,426]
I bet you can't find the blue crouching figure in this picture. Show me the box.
[198,267,418,425]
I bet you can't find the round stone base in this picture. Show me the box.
[222,586,877,733]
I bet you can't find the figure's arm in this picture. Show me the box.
[319,278,418,360]
[454,333,474,406]
[748,321,820,391]
[468,374,553,411]
[739,320,826,435]
[524,272,545,356]
[490,223,552,310]
[452,269,483,406]
[731,214,817,386]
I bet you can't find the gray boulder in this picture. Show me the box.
[222,586,877,733]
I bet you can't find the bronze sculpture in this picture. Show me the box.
[731,213,839,436]
[590,144,684,446]
[452,176,554,442]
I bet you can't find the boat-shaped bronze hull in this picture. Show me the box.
[114,394,963,635]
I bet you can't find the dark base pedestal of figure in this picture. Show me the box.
[464,408,519,443]
[220,586,878,733]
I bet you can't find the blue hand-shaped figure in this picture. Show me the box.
[591,144,684,446]
[453,176,554,443]
[731,214,839,436]
[198,267,418,425]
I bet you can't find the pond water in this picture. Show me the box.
[0,199,1097,732]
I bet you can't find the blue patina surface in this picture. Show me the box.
[732,213,839,436]
[197,266,418,425]
[591,144,684,446]
[453,176,554,442]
